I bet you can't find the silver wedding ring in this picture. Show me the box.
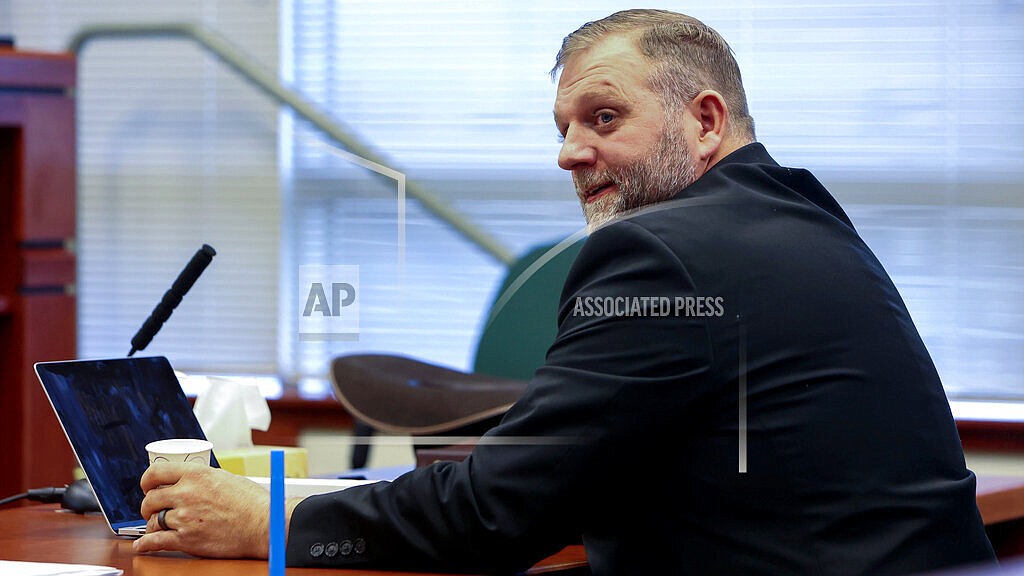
[157,508,171,531]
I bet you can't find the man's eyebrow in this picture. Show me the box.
[582,85,627,101]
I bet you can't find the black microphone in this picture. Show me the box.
[128,244,216,356]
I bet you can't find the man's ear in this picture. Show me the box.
[689,90,729,162]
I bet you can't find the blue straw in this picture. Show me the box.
[269,449,285,576]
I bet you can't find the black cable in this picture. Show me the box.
[0,492,29,506]
[0,486,67,507]
[28,486,67,503]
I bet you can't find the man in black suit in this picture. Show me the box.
[134,9,996,574]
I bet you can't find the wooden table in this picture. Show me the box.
[976,475,1024,558]
[2,475,1022,573]
[0,505,588,575]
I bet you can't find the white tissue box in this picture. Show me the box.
[216,446,308,478]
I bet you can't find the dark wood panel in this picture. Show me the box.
[21,247,75,287]
[253,392,355,447]
[0,49,78,497]
[958,420,1024,453]
[0,49,75,89]
[17,93,76,241]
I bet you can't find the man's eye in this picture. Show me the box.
[596,112,615,125]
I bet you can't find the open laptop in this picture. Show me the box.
[35,356,220,537]
[36,356,378,539]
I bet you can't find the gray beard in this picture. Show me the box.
[573,124,698,232]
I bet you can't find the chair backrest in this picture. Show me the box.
[471,236,586,380]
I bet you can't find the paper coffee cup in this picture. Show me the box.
[146,438,214,465]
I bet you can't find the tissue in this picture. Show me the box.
[192,376,271,451]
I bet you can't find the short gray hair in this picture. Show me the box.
[552,9,755,140]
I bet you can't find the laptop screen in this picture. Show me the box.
[35,356,218,531]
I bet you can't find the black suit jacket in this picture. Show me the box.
[287,144,996,575]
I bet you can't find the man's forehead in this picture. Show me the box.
[556,34,648,90]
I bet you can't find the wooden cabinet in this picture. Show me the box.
[0,47,78,496]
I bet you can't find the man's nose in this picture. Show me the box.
[557,126,597,171]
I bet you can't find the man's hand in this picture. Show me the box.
[133,463,272,558]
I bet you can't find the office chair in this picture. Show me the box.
[331,236,586,468]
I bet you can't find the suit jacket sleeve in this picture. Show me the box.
[286,219,717,572]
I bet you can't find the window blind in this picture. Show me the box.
[283,0,1023,400]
